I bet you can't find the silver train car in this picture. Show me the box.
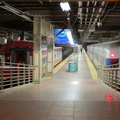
[87,41,120,68]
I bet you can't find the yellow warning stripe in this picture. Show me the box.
[54,53,74,74]
[84,50,98,79]
[45,53,74,79]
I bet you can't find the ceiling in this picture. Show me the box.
[0,0,120,44]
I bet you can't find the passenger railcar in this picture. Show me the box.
[87,41,120,68]
[0,40,62,76]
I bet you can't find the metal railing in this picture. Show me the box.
[98,64,120,91]
[0,62,34,90]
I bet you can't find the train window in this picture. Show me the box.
[42,58,45,65]
[55,54,56,59]
[59,52,61,57]
[42,57,47,65]
[45,57,46,64]
[42,58,43,64]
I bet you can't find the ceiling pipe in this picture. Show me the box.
[93,1,107,26]
[82,1,107,44]
[0,1,33,22]
[78,1,83,25]
[82,0,97,42]
[99,1,106,13]
[88,1,97,28]
[85,1,90,26]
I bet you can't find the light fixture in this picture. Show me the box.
[78,25,84,32]
[97,19,102,27]
[60,2,71,12]
[66,29,74,45]
[97,22,102,27]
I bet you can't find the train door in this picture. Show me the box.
[15,51,26,64]
[11,49,30,64]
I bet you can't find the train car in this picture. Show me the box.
[87,41,120,68]
[0,40,62,77]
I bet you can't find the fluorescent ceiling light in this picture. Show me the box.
[66,29,74,45]
[60,2,71,11]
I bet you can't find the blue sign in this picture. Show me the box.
[54,29,76,44]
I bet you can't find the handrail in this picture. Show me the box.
[103,68,120,70]
[0,62,34,90]
[97,64,120,92]
[0,67,34,69]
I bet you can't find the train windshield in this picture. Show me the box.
[15,51,26,64]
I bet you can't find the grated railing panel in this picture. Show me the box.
[0,62,34,90]
[98,63,120,92]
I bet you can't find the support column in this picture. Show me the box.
[6,32,14,42]
[46,25,54,77]
[33,16,42,84]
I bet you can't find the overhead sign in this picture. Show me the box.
[54,29,76,46]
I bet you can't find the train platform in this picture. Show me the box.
[0,51,120,120]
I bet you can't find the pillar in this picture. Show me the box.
[33,16,42,84]
[46,25,54,77]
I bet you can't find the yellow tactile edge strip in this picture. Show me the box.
[83,50,98,79]
[54,53,75,74]
[45,53,75,79]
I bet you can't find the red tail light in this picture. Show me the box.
[110,52,116,58]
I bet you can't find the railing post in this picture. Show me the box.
[114,69,118,91]
[103,70,106,83]
[23,64,26,84]
[108,70,110,86]
[105,70,108,84]
[17,64,20,86]
[10,65,12,88]
[28,67,30,83]
[0,68,3,90]
[102,67,105,83]
[111,70,114,88]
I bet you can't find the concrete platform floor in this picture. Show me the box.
[0,52,120,120]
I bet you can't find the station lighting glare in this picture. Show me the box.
[60,2,71,11]
[66,30,74,45]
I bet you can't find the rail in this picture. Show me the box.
[98,64,120,92]
[0,62,34,90]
